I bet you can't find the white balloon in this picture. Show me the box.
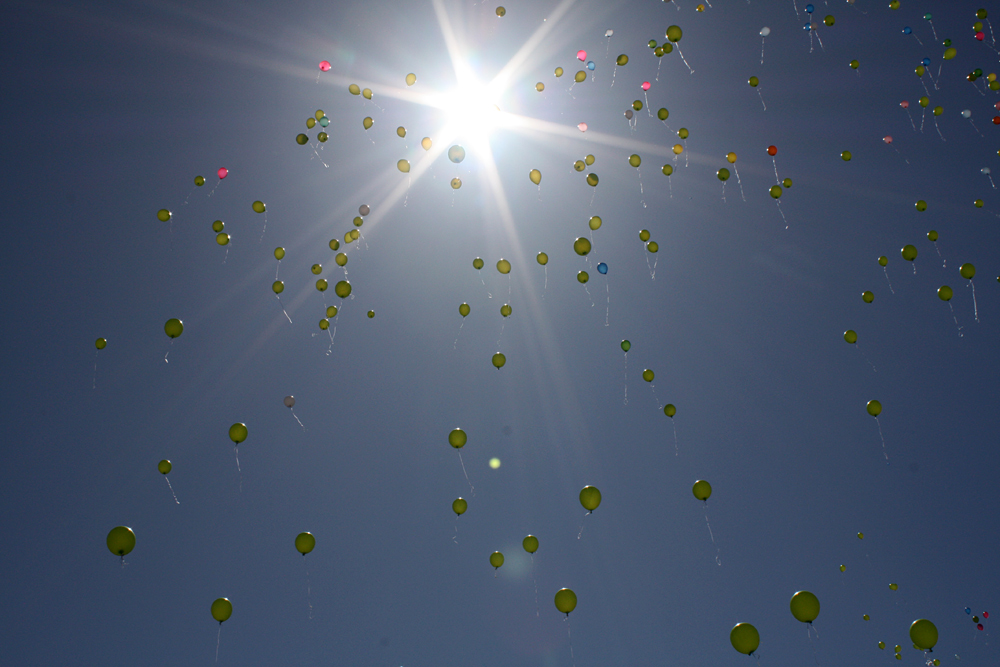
[604,29,613,37]
[981,167,991,175]
[283,396,295,408]
[358,204,370,216]
[760,26,771,37]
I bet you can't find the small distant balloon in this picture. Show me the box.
[283,396,295,408]
[760,26,771,37]
[577,122,587,132]
[217,168,228,179]
[641,81,651,91]
[577,50,587,61]
[319,60,331,72]
[597,262,608,274]
[448,145,466,163]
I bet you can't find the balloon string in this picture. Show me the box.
[605,279,610,327]
[760,37,765,65]
[735,167,746,202]
[584,284,594,308]
[933,117,946,142]
[948,302,963,337]
[757,88,766,111]
[531,555,539,617]
[649,382,662,411]
[216,624,222,664]
[290,408,305,430]
[276,295,292,324]
[259,211,267,243]
[676,45,693,74]
[235,447,243,492]
[875,417,889,465]
[776,200,788,229]
[275,262,280,280]
[566,617,575,667]
[577,512,588,539]
[969,281,979,323]
[671,419,679,456]
[93,351,99,389]
[655,58,662,82]
[623,353,628,405]
[543,265,548,291]
[165,339,173,364]
[164,476,180,504]
[304,558,314,619]
[453,320,464,350]
[882,267,894,295]
[458,452,474,497]
[855,342,876,373]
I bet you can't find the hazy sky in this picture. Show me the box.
[1,1,997,665]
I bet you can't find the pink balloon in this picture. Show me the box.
[994,102,1000,111]
[882,136,892,145]
[577,123,588,132]
[641,81,651,91]
[900,100,909,109]
[577,50,587,61]
[319,60,331,72]
[217,168,228,179]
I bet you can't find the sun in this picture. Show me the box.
[437,76,504,150]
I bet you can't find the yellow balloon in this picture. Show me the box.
[574,237,592,256]
[295,532,316,555]
[529,169,542,185]
[492,352,506,369]
[726,152,737,164]
[106,526,136,557]
[396,126,406,138]
[449,428,467,449]
[489,551,504,569]
[459,303,470,317]
[692,479,712,501]
[730,623,760,655]
[579,485,601,511]
[405,73,416,86]
[500,304,512,317]
[421,137,432,150]
[536,252,548,266]
[229,423,248,444]
[211,598,233,623]
[523,535,539,553]
[789,591,821,623]
[335,280,352,298]
[589,216,602,230]
[158,459,171,475]
[554,588,577,615]
[397,159,410,173]
[497,259,511,274]
[452,497,467,516]
[335,252,348,267]
[95,337,107,350]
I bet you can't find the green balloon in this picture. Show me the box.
[211,598,233,623]
[554,588,577,615]
[492,352,506,369]
[850,59,859,69]
[589,216,602,230]
[106,526,136,557]
[664,404,676,418]
[866,400,882,417]
[216,233,230,246]
[717,168,730,181]
[692,480,711,501]
[212,220,225,233]
[252,200,266,214]
[878,256,888,267]
[586,173,599,187]
[902,245,918,261]
[657,108,669,121]
[229,422,248,444]
[909,619,938,650]
[449,428,467,449]
[639,229,650,242]
[536,252,548,266]
[315,279,328,292]
[646,241,658,253]
[272,281,284,294]
[666,25,682,42]
[296,133,308,145]
[748,76,759,87]
[459,303,470,317]
[195,175,205,186]
[158,459,172,475]
[327,305,338,318]
[489,551,505,569]
[937,285,953,301]
[452,497,467,516]
[841,150,852,161]
[164,318,184,339]
[95,337,107,350]
[943,47,957,60]
[579,485,602,511]
[616,54,629,66]
[523,535,539,553]
[824,15,835,26]
[862,291,874,303]
[927,230,938,242]
[730,623,760,655]
[960,263,976,280]
[272,247,285,260]
[577,271,589,284]
[632,100,642,112]
[629,154,641,168]
[500,304,512,317]
[620,340,631,352]
[790,591,821,623]
[574,237,592,256]
[335,280,352,298]
[473,257,485,270]
[662,164,674,176]
[782,177,792,188]
[575,70,587,83]
[497,259,511,274]
[295,532,316,555]
[642,369,654,382]
[915,200,928,211]
[769,185,782,199]
[844,330,858,344]
[157,209,171,222]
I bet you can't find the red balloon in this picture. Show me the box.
[767,145,777,156]
[976,32,985,41]
[993,116,1000,125]
[319,60,331,71]
[900,100,909,109]
[984,611,990,619]
[978,624,984,630]
[883,136,892,145]
[994,102,1000,111]
[217,168,228,179]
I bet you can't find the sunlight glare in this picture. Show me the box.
[439,78,502,147]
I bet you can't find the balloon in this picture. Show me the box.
[960,263,976,279]
[319,60,331,71]
[217,167,228,179]
[489,551,504,569]
[536,252,548,266]
[589,216,602,230]
[211,598,233,623]
[901,245,918,261]
[639,230,650,242]
[579,485,602,511]
[624,109,633,121]
[824,15,834,26]
[497,259,511,274]
[727,152,737,164]
[900,100,909,109]
[492,352,506,369]
[283,396,295,408]
[229,423,248,444]
[937,285,953,301]
[862,291,874,303]
[597,262,608,275]
[748,76,759,87]
[500,304,512,317]
[459,303,470,317]
[658,108,669,121]
[632,100,642,111]
[164,318,184,339]
[628,154,641,167]
[449,428,468,449]
[841,150,852,161]
[844,330,857,344]
[858,532,864,539]
[252,201,266,214]
[158,459,171,475]
[421,137,432,150]
[448,146,466,163]
[760,26,770,37]
[646,241,658,253]
[879,641,886,649]
[662,164,673,176]
[554,588,577,615]
[944,47,957,60]
[295,532,316,555]
[574,237,592,256]
[397,159,410,173]
[452,498,467,516]
[963,109,973,119]
[450,178,462,190]
[616,54,628,66]
[95,338,107,350]
[577,123,587,132]
[529,169,541,185]
[790,591,821,623]
[363,117,373,130]
[641,81,651,91]
[574,70,586,83]
[495,6,505,17]
[195,175,205,186]
[554,67,564,77]
[841,565,848,572]
[664,404,676,417]
[335,252,348,267]
[867,400,882,417]
[577,50,586,61]
[319,319,329,330]
[642,369,654,382]
[522,535,539,553]
[574,160,586,172]
[212,220,224,233]
[717,168,730,181]
[316,279,328,292]
[730,623,760,655]
[588,61,596,71]
[666,25,682,42]
[909,619,938,650]
[272,281,284,294]
[473,257,485,270]
[577,271,589,284]
[311,263,323,275]
[295,133,309,145]
[335,280,351,298]
[326,306,337,318]
[107,526,136,557]
[405,73,416,86]
[621,340,631,352]
[692,480,712,501]
[585,154,595,165]
[850,59,860,69]
[782,178,792,188]
[349,84,361,95]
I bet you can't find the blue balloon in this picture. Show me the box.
[922,57,931,66]
[587,61,595,71]
[802,22,811,31]
[903,26,912,35]
[966,607,972,614]
[319,116,330,127]
[805,4,814,13]
[597,262,608,274]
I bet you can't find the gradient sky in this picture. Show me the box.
[2,0,998,665]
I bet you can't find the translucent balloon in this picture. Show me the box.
[536,252,548,266]
[844,330,857,344]
[574,237,592,256]
[760,27,771,37]
[349,84,361,95]
[421,137,432,150]
[158,459,171,474]
[157,209,171,222]
[295,532,315,555]
[666,25,682,42]
[397,159,410,173]
[492,352,506,369]
[717,168,730,181]
[960,263,976,279]
[473,257,484,270]
[577,122,587,132]
[664,404,676,417]
[497,259,511,274]
[586,174,599,186]
[195,175,205,186]
[901,244,918,261]
[579,485,602,511]
[937,285,953,301]
[283,396,295,408]
[95,338,107,350]
[448,146,466,163]
[405,73,416,86]
[597,262,608,275]
[628,154,641,168]
[639,229,650,242]
[577,271,589,284]
[642,369,654,382]
[575,71,586,83]
[500,304,512,317]
[862,290,874,303]
[450,178,462,190]
[319,60,331,72]
[495,6,505,17]
[621,340,631,352]
[315,279,328,292]
[577,50,586,61]
[588,216,602,231]
[459,303,470,317]
[252,200,266,214]
[449,428,467,449]
[841,151,852,161]
[616,54,628,66]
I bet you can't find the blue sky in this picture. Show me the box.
[1,0,998,665]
